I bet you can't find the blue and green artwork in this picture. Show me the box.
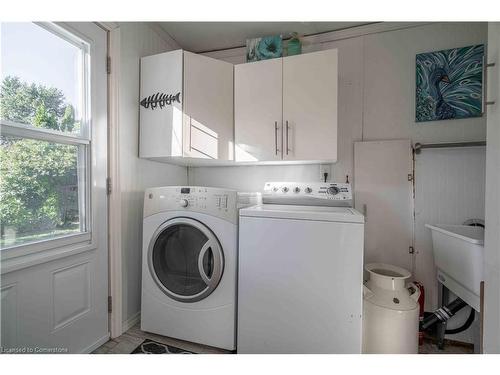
[246,35,283,62]
[416,44,484,122]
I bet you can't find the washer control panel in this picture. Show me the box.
[144,186,238,223]
[263,182,353,207]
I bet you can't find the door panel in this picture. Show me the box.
[283,49,338,161]
[235,58,283,162]
[354,140,414,272]
[183,51,234,161]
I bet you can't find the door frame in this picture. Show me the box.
[98,22,123,339]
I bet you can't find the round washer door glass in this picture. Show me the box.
[148,218,224,302]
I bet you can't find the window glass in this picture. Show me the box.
[0,135,85,248]
[0,22,89,250]
[152,224,208,296]
[1,23,84,135]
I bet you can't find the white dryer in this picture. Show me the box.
[238,182,365,353]
[141,186,239,350]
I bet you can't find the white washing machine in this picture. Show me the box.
[238,182,365,353]
[141,186,242,350]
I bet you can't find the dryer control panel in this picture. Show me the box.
[144,186,238,223]
[263,182,353,207]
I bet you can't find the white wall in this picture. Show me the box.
[484,22,500,354]
[117,23,187,326]
[189,22,488,318]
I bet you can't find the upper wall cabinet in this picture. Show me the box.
[140,50,234,164]
[235,49,338,163]
[234,58,283,162]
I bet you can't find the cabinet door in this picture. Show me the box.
[234,59,283,162]
[183,51,234,161]
[282,49,338,161]
[140,50,183,158]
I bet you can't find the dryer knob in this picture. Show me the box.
[179,199,189,208]
[327,186,339,195]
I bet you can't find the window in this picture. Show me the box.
[0,23,90,250]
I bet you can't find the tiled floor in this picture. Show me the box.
[418,338,474,354]
[93,323,473,354]
[92,323,230,354]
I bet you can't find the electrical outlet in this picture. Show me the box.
[319,164,331,182]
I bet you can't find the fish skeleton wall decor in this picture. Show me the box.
[140,92,181,110]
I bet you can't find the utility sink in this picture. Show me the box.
[425,224,484,311]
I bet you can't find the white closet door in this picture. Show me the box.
[354,140,414,272]
[234,58,283,162]
[282,49,338,162]
[183,51,234,161]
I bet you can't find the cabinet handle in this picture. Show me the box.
[286,120,290,155]
[274,121,279,155]
[281,121,284,159]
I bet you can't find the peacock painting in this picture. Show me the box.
[416,44,484,122]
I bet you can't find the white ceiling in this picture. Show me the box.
[157,22,373,53]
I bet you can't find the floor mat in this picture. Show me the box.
[131,339,194,354]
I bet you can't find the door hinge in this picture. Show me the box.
[108,296,112,313]
[106,177,112,195]
[106,56,111,74]
[409,246,415,254]
[408,173,414,181]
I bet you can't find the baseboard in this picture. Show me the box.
[81,333,110,353]
[122,311,141,333]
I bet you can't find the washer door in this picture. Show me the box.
[148,217,224,303]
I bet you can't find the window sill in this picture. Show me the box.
[1,233,95,274]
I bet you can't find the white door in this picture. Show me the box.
[234,58,283,162]
[183,52,234,161]
[282,49,338,161]
[354,140,414,272]
[0,22,108,353]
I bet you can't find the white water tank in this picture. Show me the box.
[362,263,420,354]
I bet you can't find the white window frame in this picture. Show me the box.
[0,22,96,271]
